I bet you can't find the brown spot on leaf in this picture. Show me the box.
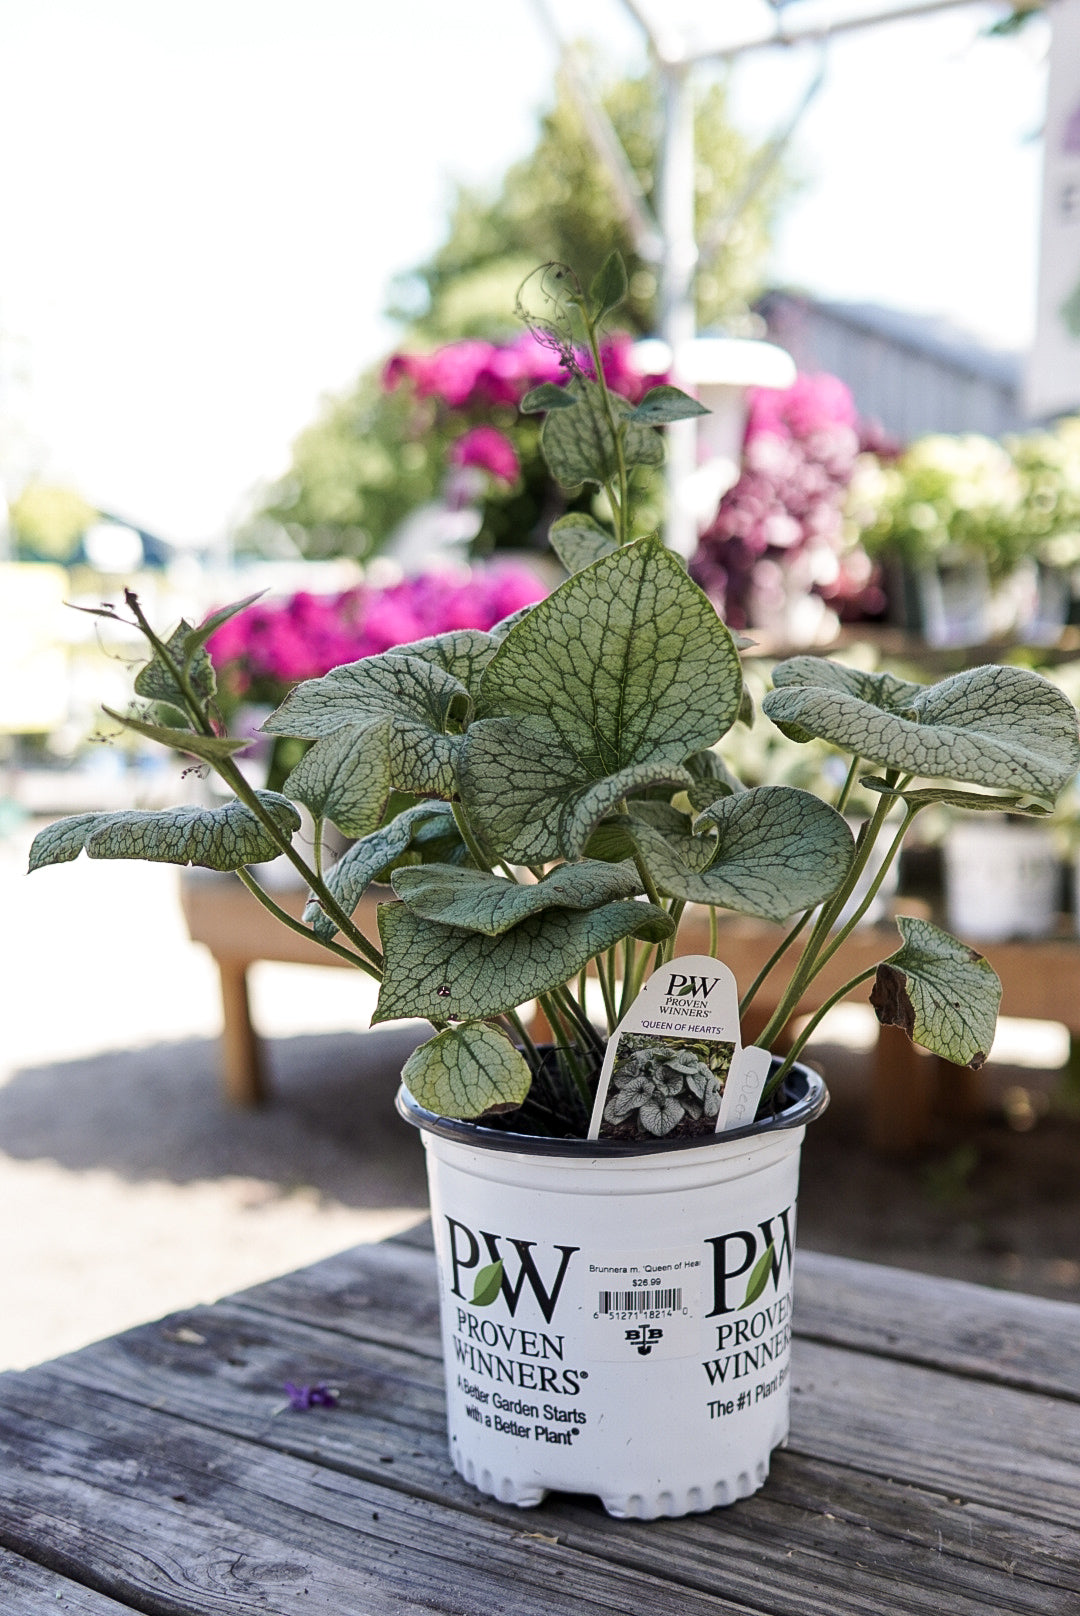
[870,963,915,1039]
[968,1050,988,1071]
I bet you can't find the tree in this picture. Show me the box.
[249,67,785,562]
[391,68,784,341]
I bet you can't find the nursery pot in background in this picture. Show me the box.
[944,817,1061,942]
[398,1063,828,1520]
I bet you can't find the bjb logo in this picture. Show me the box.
[444,1218,579,1324]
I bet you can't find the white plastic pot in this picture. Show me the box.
[944,818,1061,942]
[398,1063,827,1519]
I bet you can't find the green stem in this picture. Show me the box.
[539,992,591,1106]
[810,806,917,977]
[583,308,630,543]
[235,868,380,977]
[632,851,663,910]
[835,755,861,815]
[552,982,603,1055]
[505,1009,540,1068]
[597,948,619,1033]
[665,899,686,960]
[739,909,813,1017]
[755,780,897,1051]
[628,936,654,1002]
[452,802,494,871]
[124,593,216,739]
[216,754,384,969]
[124,592,384,971]
[618,936,638,1021]
[764,966,877,1100]
[709,905,719,960]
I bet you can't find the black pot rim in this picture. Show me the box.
[396,1058,828,1159]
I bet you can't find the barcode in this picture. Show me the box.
[598,1288,682,1315]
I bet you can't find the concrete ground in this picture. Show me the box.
[0,817,430,1371]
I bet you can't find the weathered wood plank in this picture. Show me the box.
[0,1472,456,1616]
[385,1219,436,1252]
[231,1237,1080,1412]
[788,1336,1080,1529]
[0,1543,141,1613]
[761,1451,1080,1584]
[9,1302,457,1498]
[26,1289,1080,1611]
[38,1258,1080,1534]
[794,1249,1080,1401]
[549,1471,1079,1616]
[230,1239,442,1358]
[2,1369,1074,1616]
[0,1382,764,1616]
[19,1235,1080,1610]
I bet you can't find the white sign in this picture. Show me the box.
[1026,0,1080,419]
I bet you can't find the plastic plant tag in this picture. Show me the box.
[587,955,772,1141]
[718,1043,773,1133]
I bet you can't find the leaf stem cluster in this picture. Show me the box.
[121,591,385,978]
[39,252,1077,1132]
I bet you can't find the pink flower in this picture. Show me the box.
[382,332,666,412]
[383,341,497,409]
[745,373,857,444]
[450,426,520,484]
[207,564,549,695]
[691,369,880,628]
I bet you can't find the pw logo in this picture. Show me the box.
[445,1218,579,1324]
[667,973,720,999]
[705,1205,796,1315]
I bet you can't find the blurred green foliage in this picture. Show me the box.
[9,482,98,562]
[848,419,1080,580]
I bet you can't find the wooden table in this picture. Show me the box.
[2,1224,1079,1613]
[180,870,1080,1151]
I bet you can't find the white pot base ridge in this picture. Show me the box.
[398,1063,826,1520]
[453,1448,779,1518]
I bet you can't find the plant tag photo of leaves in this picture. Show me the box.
[587,955,770,1141]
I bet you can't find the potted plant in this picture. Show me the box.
[850,431,1024,645]
[30,257,1080,1518]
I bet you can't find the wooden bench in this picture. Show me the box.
[3,1224,1079,1611]
[179,869,1080,1150]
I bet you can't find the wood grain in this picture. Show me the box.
[9,1344,1075,1616]
[794,1249,1080,1400]
[233,1238,443,1359]
[30,1275,1080,1605]
[5,1234,1080,1613]
[0,1543,139,1613]
[0,1380,763,1616]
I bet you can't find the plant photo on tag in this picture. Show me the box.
[598,1032,733,1141]
[587,953,772,1141]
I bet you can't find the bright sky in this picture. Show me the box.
[0,0,1049,546]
